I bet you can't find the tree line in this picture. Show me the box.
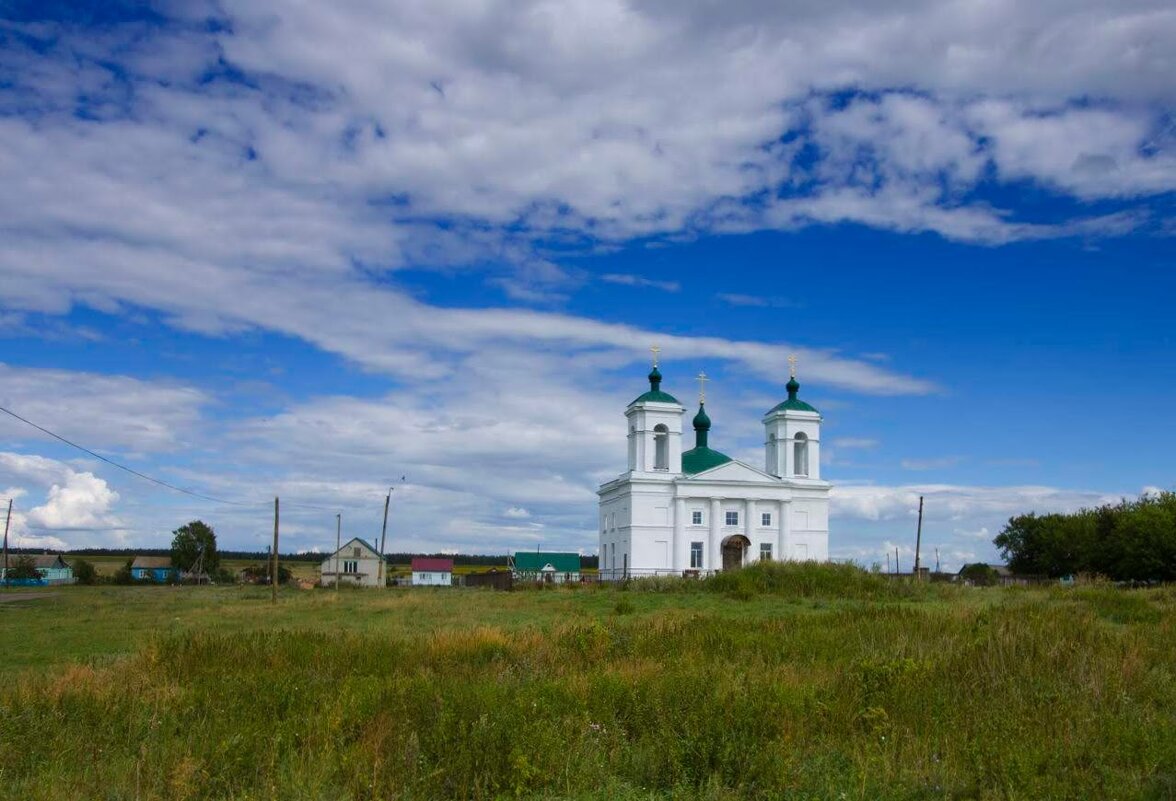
[994,491,1176,581]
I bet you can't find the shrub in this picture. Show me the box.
[5,555,41,581]
[71,559,98,585]
[958,563,999,586]
[110,559,134,585]
[702,560,938,601]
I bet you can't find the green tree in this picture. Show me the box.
[72,558,98,585]
[958,563,999,586]
[111,558,134,585]
[171,520,220,573]
[5,555,41,581]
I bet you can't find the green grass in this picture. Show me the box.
[1,564,1173,800]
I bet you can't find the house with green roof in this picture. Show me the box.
[597,355,830,579]
[511,551,581,584]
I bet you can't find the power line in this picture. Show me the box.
[1,404,383,514]
[1,403,258,507]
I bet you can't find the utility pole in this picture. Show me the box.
[271,497,279,604]
[935,547,941,574]
[914,495,925,579]
[2,498,11,589]
[886,551,891,574]
[335,513,341,591]
[376,486,390,588]
[895,546,900,575]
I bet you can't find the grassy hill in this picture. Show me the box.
[0,563,1172,800]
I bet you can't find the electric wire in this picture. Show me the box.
[0,404,352,512]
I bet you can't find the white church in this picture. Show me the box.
[598,357,830,579]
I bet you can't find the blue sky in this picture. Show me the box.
[1,1,1173,569]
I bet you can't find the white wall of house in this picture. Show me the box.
[412,570,452,586]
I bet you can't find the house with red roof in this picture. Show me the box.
[411,557,453,587]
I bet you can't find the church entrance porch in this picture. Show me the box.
[721,535,750,571]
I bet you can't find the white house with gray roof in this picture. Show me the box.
[320,537,385,587]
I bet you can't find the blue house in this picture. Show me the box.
[131,556,178,582]
[1,554,74,586]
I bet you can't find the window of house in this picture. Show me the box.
[344,560,357,573]
[691,510,703,525]
[690,541,704,568]
[419,572,431,581]
[353,547,361,558]
[761,512,772,527]
[794,432,809,476]
[725,510,739,526]
[760,543,772,561]
[653,424,669,470]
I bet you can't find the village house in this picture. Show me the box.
[511,551,581,584]
[130,556,177,582]
[411,557,453,587]
[0,554,75,585]
[320,538,385,587]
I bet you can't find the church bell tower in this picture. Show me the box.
[625,347,684,475]
[764,357,822,479]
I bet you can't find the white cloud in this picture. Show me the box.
[0,363,208,454]
[900,456,964,471]
[0,452,124,548]
[601,274,681,292]
[832,438,879,450]
[503,506,532,519]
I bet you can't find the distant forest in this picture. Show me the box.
[6,547,599,569]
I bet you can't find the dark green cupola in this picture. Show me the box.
[681,400,732,474]
[768,376,819,414]
[629,364,681,406]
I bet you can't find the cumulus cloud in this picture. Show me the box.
[0,452,124,548]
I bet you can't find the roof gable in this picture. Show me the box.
[326,537,381,560]
[680,459,779,483]
[513,551,580,572]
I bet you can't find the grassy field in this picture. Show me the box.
[1,563,1173,800]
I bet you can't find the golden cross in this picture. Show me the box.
[697,371,708,403]
[788,354,798,379]
[650,344,660,368]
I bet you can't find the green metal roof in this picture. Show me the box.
[629,365,680,406]
[681,446,732,475]
[513,552,581,572]
[631,389,681,404]
[768,377,819,415]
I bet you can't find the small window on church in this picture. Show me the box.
[691,510,703,526]
[794,432,809,476]
[761,512,772,527]
[690,541,704,568]
[725,511,739,526]
[653,424,669,470]
[760,543,772,561]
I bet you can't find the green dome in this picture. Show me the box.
[629,365,681,406]
[681,401,730,473]
[768,377,818,414]
[692,403,711,431]
[681,446,732,475]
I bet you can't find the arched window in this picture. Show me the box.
[793,432,809,477]
[653,424,669,470]
[767,433,778,475]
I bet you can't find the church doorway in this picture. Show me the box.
[721,535,750,572]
